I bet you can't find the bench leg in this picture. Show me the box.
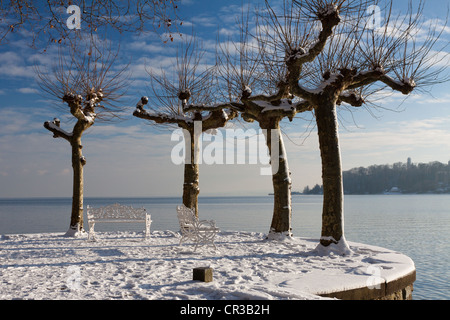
[179,235,187,246]
[195,231,219,251]
[193,239,200,252]
[88,222,97,241]
[145,216,151,239]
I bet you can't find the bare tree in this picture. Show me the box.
[133,36,237,217]
[37,37,129,236]
[0,0,181,47]
[258,0,449,253]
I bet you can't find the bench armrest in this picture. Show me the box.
[197,219,218,229]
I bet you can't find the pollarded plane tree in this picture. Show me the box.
[37,38,129,236]
[133,37,237,217]
[263,0,449,252]
[186,9,313,239]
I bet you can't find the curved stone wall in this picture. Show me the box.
[318,270,416,300]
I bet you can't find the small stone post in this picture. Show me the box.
[193,267,213,282]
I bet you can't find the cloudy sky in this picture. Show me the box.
[0,0,449,199]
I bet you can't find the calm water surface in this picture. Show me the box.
[0,194,449,300]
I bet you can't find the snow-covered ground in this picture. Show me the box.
[0,230,414,300]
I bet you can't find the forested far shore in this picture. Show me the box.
[302,159,450,195]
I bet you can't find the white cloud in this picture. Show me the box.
[0,51,35,78]
[17,87,39,94]
[0,51,22,65]
[218,27,238,37]
[425,49,450,69]
[180,0,196,5]
[338,115,450,166]
[127,41,173,54]
[189,15,217,28]
[0,108,42,135]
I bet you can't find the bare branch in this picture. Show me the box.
[337,91,365,107]
[133,107,192,126]
[184,102,245,113]
[43,118,73,142]
[0,0,181,47]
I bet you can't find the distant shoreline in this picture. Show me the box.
[2,193,450,202]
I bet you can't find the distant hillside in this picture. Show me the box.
[303,158,450,195]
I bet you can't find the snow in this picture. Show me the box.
[0,230,415,300]
[64,224,84,238]
[340,90,360,98]
[403,76,416,88]
[221,109,229,121]
[135,109,195,124]
[84,113,96,124]
[316,236,352,256]
[266,230,292,241]
[297,74,341,96]
[46,121,73,137]
[321,3,339,16]
[256,99,295,113]
[285,47,307,62]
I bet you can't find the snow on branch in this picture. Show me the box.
[337,91,365,107]
[245,82,290,103]
[256,99,312,121]
[183,102,245,113]
[63,92,98,125]
[133,107,194,125]
[257,99,295,113]
[133,97,196,125]
[134,96,239,132]
[380,74,416,95]
[43,118,73,142]
[347,68,416,95]
[317,3,339,19]
[286,3,341,68]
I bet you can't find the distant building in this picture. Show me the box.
[384,187,402,195]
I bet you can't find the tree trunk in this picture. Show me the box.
[261,119,292,239]
[182,127,200,217]
[315,101,347,248]
[183,162,200,217]
[66,133,86,236]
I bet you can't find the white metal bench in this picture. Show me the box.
[87,203,152,241]
[176,205,220,251]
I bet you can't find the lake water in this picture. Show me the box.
[0,194,449,300]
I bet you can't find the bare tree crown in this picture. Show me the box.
[36,37,129,124]
[134,35,223,127]
[260,0,449,109]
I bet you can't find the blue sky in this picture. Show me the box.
[0,0,449,198]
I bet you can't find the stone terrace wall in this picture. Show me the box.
[319,270,416,300]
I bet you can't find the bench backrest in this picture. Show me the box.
[176,205,197,228]
[87,203,147,220]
